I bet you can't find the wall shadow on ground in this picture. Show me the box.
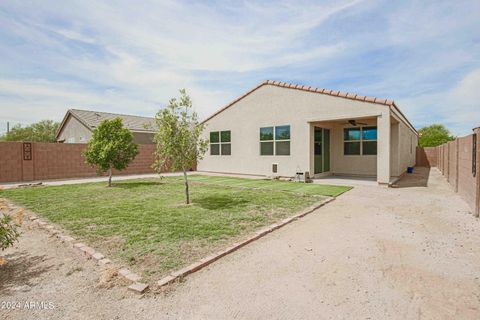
[394,167,431,188]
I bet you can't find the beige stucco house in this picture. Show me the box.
[198,80,418,185]
[56,109,156,144]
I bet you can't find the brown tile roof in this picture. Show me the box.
[202,80,417,135]
[56,109,156,139]
[68,109,156,132]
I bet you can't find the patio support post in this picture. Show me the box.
[377,110,391,185]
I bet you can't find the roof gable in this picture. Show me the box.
[56,109,157,139]
[201,80,417,135]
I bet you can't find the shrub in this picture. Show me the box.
[0,214,20,251]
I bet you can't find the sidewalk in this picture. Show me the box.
[0,172,183,189]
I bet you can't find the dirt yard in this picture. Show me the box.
[1,167,479,320]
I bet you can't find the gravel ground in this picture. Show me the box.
[1,167,479,320]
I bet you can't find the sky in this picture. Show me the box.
[0,0,479,136]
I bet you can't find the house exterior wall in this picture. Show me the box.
[132,132,155,144]
[396,119,418,176]
[390,121,400,177]
[57,115,92,143]
[57,115,155,144]
[329,119,378,176]
[198,85,405,179]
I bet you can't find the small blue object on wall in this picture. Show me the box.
[407,167,414,174]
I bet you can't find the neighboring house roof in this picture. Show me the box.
[56,109,156,139]
[202,80,418,135]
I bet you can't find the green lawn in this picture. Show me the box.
[0,175,350,281]
[185,175,351,197]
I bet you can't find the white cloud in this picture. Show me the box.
[53,29,96,44]
[0,0,363,130]
[398,68,480,136]
[0,0,478,137]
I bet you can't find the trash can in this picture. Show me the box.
[407,167,414,174]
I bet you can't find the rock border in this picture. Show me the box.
[1,200,149,294]
[156,197,335,287]
[3,196,335,292]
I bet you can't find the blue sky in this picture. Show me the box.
[0,0,479,136]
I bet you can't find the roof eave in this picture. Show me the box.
[390,102,419,136]
[200,81,414,130]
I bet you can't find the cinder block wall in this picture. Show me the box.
[0,142,164,183]
[416,147,437,167]
[457,136,476,211]
[0,142,23,182]
[424,129,479,217]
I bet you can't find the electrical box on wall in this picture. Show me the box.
[272,163,278,173]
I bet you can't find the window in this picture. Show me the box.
[362,126,377,155]
[210,130,231,155]
[260,125,290,156]
[344,128,360,155]
[260,127,274,155]
[344,126,377,155]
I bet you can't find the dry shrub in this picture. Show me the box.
[15,208,25,225]
[96,268,119,289]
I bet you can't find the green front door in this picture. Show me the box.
[314,127,330,174]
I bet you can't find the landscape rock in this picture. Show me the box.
[92,252,105,261]
[124,273,142,282]
[128,282,149,294]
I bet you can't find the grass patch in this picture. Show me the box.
[184,175,351,197]
[0,175,350,281]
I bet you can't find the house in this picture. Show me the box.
[197,80,418,186]
[56,109,156,144]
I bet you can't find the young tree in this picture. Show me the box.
[419,124,455,147]
[153,89,208,204]
[84,118,139,187]
[1,120,59,142]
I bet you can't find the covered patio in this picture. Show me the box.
[308,111,409,186]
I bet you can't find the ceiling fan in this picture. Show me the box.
[342,119,368,126]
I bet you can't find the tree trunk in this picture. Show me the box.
[183,169,190,204]
[108,167,112,187]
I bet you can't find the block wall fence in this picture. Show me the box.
[0,142,167,184]
[416,128,480,217]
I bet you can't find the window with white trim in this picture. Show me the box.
[260,125,290,156]
[210,131,231,155]
[344,126,377,155]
